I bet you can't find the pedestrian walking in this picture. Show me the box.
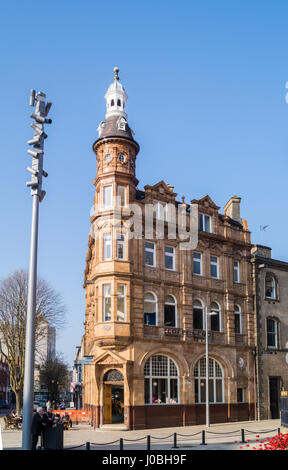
[31,407,44,450]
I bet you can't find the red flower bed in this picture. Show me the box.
[239,433,288,450]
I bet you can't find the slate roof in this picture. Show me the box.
[94,115,136,144]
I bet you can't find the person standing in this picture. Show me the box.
[59,400,65,410]
[46,400,51,411]
[31,407,44,450]
[43,409,55,427]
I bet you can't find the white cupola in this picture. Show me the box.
[104,67,128,120]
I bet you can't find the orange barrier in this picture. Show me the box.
[51,409,90,422]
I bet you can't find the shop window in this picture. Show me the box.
[144,355,179,404]
[194,357,224,404]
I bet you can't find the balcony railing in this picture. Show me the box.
[143,325,226,344]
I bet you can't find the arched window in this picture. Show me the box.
[210,302,221,332]
[144,292,157,326]
[234,304,242,334]
[193,299,204,330]
[194,357,224,403]
[265,274,277,299]
[103,369,124,382]
[267,318,278,349]
[144,355,179,404]
[164,295,177,327]
[117,99,121,107]
[111,99,115,107]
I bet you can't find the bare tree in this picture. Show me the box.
[39,353,70,407]
[0,269,66,414]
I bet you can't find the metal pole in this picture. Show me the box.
[206,307,210,427]
[22,194,39,449]
[22,90,52,450]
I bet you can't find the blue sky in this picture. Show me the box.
[0,0,288,365]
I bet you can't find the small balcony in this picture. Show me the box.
[143,325,226,345]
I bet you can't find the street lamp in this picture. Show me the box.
[205,306,219,428]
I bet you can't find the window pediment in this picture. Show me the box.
[192,195,220,211]
[144,180,178,201]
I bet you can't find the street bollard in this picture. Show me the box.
[200,430,206,445]
[86,442,90,450]
[241,429,246,443]
[172,432,178,449]
[120,438,124,450]
[147,435,151,450]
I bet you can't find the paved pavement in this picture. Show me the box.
[0,417,281,451]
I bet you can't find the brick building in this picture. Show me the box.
[251,244,288,420]
[83,68,256,429]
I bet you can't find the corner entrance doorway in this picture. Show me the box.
[103,369,124,425]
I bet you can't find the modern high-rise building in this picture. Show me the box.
[83,69,256,430]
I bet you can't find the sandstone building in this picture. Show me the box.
[83,69,256,429]
[251,245,288,420]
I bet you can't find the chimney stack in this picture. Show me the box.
[224,196,242,223]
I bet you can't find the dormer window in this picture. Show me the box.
[97,121,105,137]
[118,117,127,130]
[199,213,212,232]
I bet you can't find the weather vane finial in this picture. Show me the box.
[113,66,119,81]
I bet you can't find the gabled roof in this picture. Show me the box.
[144,180,178,198]
[191,195,220,210]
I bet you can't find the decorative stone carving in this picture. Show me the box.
[103,369,124,382]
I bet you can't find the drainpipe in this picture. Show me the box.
[251,260,259,421]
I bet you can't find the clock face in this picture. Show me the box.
[104,154,112,163]
[238,357,244,368]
